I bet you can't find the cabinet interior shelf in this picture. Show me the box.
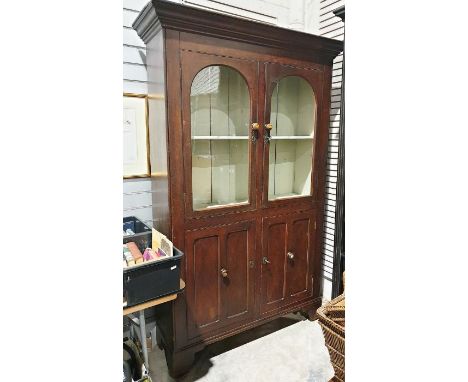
[192,136,249,140]
[192,136,314,140]
[269,191,306,201]
[194,199,249,210]
[271,136,314,140]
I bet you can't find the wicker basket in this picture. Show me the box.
[317,294,345,381]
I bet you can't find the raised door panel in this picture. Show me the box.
[262,62,325,210]
[185,229,222,339]
[286,213,315,299]
[223,222,255,325]
[224,230,249,317]
[260,216,287,314]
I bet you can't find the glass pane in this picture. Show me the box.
[268,76,316,200]
[191,66,250,210]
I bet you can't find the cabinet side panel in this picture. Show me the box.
[164,29,185,247]
[163,29,190,352]
[147,29,170,234]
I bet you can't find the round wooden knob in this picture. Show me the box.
[220,268,228,278]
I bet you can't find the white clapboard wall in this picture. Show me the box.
[123,0,323,228]
[123,0,152,227]
[319,0,344,301]
[123,0,148,94]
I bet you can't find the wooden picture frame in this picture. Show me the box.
[123,93,150,178]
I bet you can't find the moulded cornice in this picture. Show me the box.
[132,2,162,43]
[133,0,343,61]
[333,6,345,22]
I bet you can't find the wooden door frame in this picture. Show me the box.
[261,61,325,210]
[179,50,260,220]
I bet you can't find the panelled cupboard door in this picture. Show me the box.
[262,62,324,209]
[260,211,316,314]
[185,221,256,340]
[180,50,259,219]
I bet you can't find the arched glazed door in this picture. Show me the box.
[180,51,259,218]
[262,62,324,208]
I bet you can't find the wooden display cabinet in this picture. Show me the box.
[133,0,343,376]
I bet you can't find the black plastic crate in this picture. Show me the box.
[123,216,152,253]
[123,247,184,307]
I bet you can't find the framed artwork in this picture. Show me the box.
[123,93,150,178]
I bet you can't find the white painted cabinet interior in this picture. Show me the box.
[268,76,315,200]
[191,66,250,210]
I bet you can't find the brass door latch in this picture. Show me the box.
[264,123,272,144]
[251,122,259,143]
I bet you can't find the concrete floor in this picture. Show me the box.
[148,314,334,382]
